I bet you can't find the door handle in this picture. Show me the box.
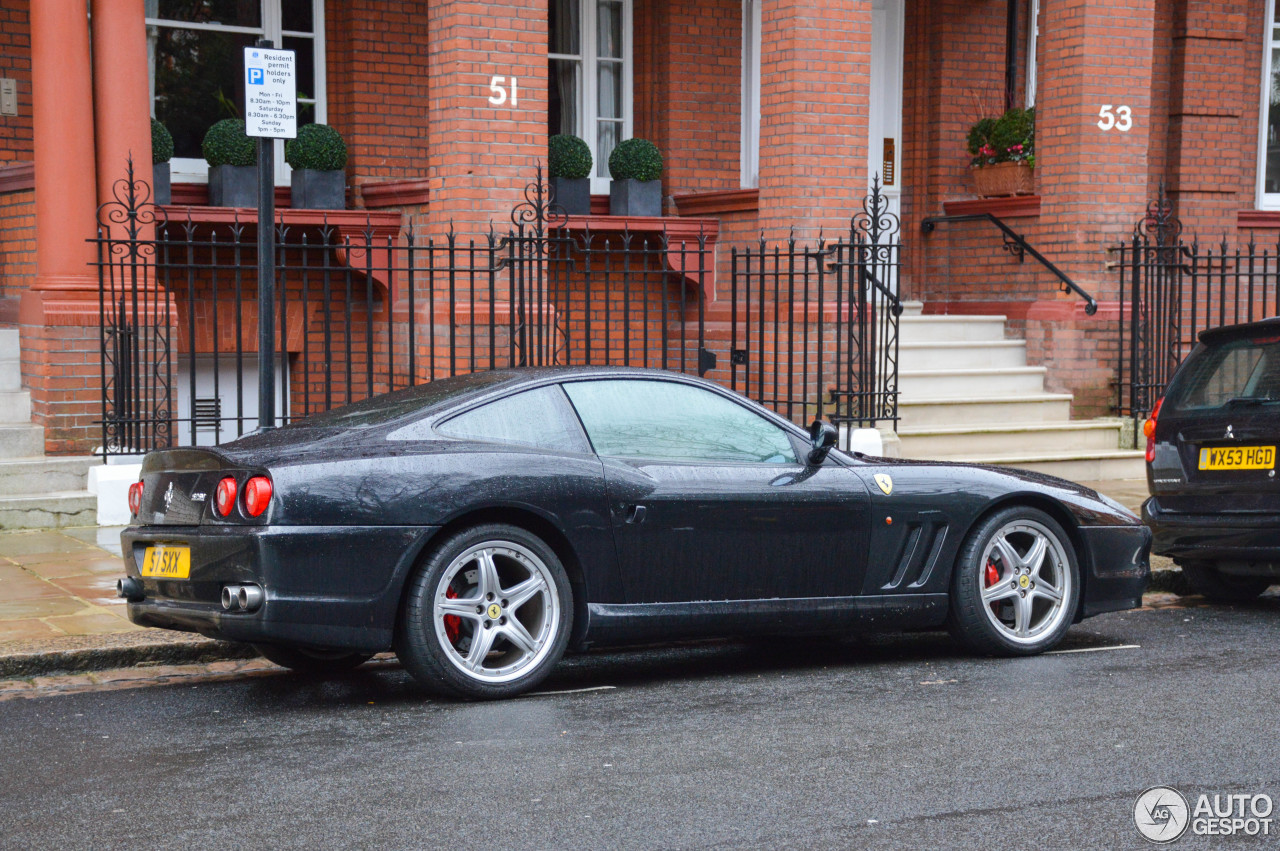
[624,504,647,525]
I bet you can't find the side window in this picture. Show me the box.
[564,379,798,464]
[392,386,591,453]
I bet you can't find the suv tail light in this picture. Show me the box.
[243,476,273,517]
[127,481,143,515]
[214,476,238,517]
[1143,397,1163,463]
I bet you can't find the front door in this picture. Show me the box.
[868,0,904,294]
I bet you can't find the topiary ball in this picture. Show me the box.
[285,123,348,172]
[548,134,593,179]
[608,138,663,182]
[151,118,174,165]
[202,119,256,167]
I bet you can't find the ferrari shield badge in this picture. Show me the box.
[874,473,893,495]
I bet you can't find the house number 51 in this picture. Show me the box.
[1097,105,1132,132]
[488,76,518,107]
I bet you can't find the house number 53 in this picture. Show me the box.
[1097,105,1132,132]
[488,76,518,107]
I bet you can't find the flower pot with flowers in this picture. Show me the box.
[966,107,1035,197]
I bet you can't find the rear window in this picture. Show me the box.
[1165,336,1280,413]
[286,372,517,429]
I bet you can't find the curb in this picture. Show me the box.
[0,637,259,680]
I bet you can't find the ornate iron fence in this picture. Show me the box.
[1115,186,1280,440]
[94,164,900,456]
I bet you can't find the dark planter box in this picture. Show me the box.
[290,168,346,210]
[153,162,171,206]
[551,176,591,216]
[208,164,257,208]
[609,178,663,217]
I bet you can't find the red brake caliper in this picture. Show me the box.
[443,587,461,644]
[984,560,1001,615]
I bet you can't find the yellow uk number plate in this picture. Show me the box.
[141,543,191,579]
[1198,445,1276,471]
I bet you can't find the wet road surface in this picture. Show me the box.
[1,597,1277,849]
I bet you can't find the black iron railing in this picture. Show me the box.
[1115,186,1280,439]
[921,211,1098,315]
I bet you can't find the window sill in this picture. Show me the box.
[0,161,34,194]
[359,178,431,208]
[671,188,760,217]
[1237,210,1280,228]
[942,195,1041,218]
[558,214,720,301]
[171,182,294,207]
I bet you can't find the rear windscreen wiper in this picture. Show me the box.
[1223,396,1278,407]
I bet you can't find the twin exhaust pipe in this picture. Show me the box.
[117,578,264,612]
[221,584,264,612]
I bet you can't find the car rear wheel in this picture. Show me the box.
[254,644,374,673]
[1179,560,1272,603]
[947,506,1080,656]
[397,524,572,699]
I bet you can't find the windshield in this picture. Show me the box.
[1164,336,1280,413]
[283,371,519,429]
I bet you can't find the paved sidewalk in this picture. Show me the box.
[0,478,1164,677]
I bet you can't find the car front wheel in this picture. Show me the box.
[947,506,1081,656]
[397,523,573,699]
[1179,560,1272,603]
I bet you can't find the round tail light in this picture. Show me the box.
[214,476,238,517]
[243,476,273,518]
[127,481,143,515]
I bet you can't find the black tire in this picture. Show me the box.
[1179,560,1272,603]
[254,643,374,673]
[396,523,573,699]
[947,506,1081,656]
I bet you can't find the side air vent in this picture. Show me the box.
[882,522,950,591]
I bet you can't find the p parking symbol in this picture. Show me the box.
[247,67,264,85]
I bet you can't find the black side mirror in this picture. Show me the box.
[807,420,838,466]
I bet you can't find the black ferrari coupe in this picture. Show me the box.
[119,367,1150,698]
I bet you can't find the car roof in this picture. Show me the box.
[1198,317,1280,346]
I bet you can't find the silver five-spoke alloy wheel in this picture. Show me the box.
[975,518,1073,645]
[432,540,561,684]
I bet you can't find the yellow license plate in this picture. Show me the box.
[1198,445,1276,471]
[141,544,191,579]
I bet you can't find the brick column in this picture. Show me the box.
[426,0,548,234]
[757,0,872,240]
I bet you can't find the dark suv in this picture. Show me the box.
[1142,319,1280,602]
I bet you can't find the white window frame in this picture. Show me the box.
[1258,0,1280,209]
[1025,0,1039,107]
[549,0,634,194]
[741,0,762,188]
[145,0,327,187]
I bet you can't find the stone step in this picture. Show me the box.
[899,366,1047,399]
[956,450,1148,482]
[0,491,98,531]
[0,390,31,424]
[0,329,19,360]
[0,424,45,458]
[898,339,1027,371]
[897,394,1075,428]
[0,358,21,392]
[898,421,1124,459]
[898,314,1009,342]
[0,456,97,496]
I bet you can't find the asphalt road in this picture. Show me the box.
[1,599,1277,850]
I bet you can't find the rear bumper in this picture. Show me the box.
[120,524,437,652]
[1143,497,1280,564]
[1079,524,1151,617]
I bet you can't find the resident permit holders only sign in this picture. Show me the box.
[244,47,297,138]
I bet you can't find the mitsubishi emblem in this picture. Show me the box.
[1225,424,1235,440]
[163,481,175,510]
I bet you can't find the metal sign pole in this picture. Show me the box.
[256,39,277,430]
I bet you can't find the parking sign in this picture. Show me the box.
[243,47,296,138]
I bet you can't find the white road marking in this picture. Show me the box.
[526,685,618,697]
[1045,643,1141,655]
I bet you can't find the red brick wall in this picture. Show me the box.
[326,1,432,188]
[0,0,32,162]
[20,324,102,454]
[0,187,34,302]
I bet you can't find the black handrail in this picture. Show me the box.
[921,212,1098,315]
